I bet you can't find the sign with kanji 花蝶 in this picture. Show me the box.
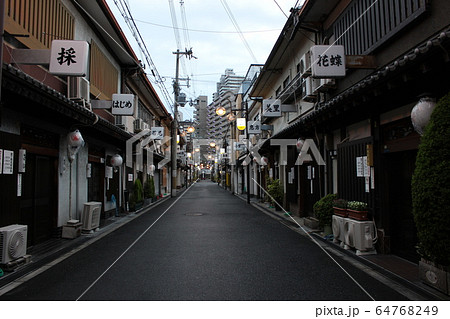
[262,99,281,117]
[150,127,164,140]
[49,40,89,76]
[310,45,346,78]
[247,121,261,134]
[112,94,135,115]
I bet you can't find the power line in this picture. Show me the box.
[219,0,258,63]
[132,19,282,34]
[113,0,174,113]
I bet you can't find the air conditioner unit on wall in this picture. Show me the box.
[0,224,28,264]
[315,78,336,93]
[301,77,318,102]
[81,202,102,232]
[68,77,90,103]
[300,51,311,78]
[134,119,143,133]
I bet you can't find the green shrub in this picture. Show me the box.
[133,178,144,204]
[313,193,337,227]
[412,92,450,266]
[144,176,155,199]
[266,178,283,206]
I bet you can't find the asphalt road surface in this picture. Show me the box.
[0,180,408,301]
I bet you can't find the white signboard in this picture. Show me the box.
[310,45,346,78]
[0,149,3,174]
[49,40,89,76]
[150,127,164,140]
[2,150,14,174]
[112,94,135,115]
[105,166,113,179]
[247,121,261,134]
[262,99,281,117]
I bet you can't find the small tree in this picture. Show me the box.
[266,178,284,207]
[133,178,144,205]
[144,176,156,199]
[412,92,450,266]
[313,194,337,227]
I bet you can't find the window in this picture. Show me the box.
[334,0,427,55]
[5,0,74,49]
[90,41,119,100]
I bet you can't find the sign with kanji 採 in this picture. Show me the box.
[262,99,281,117]
[310,45,346,78]
[247,121,261,134]
[112,94,135,115]
[49,40,89,76]
[150,127,164,140]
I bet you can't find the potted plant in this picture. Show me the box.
[333,199,348,217]
[412,92,450,295]
[347,201,368,220]
[133,178,144,211]
[313,194,337,234]
[267,178,284,211]
[144,175,156,204]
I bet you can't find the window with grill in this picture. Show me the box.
[5,0,74,49]
[334,0,427,55]
[89,41,119,100]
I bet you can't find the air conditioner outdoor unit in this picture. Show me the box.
[332,215,346,245]
[315,78,336,93]
[134,119,144,133]
[0,224,28,264]
[81,202,102,232]
[301,77,318,102]
[345,220,376,255]
[300,51,311,78]
[68,77,90,102]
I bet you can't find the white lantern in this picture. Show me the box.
[149,164,156,176]
[411,97,436,135]
[111,154,123,167]
[296,138,305,151]
[237,118,246,131]
[67,130,84,162]
[68,130,84,147]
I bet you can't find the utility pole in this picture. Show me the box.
[171,48,196,197]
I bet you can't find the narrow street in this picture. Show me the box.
[0,181,408,301]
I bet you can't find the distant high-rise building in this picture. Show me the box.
[208,69,245,141]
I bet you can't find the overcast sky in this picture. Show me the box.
[105,0,304,119]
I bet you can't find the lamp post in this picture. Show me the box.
[215,100,250,204]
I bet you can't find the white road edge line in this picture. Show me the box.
[252,178,376,301]
[75,182,196,301]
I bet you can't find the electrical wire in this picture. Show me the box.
[219,0,258,63]
[113,0,174,113]
[274,0,289,18]
[132,18,282,34]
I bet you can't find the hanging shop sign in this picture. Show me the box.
[310,45,346,78]
[112,94,135,115]
[49,40,89,76]
[247,121,261,134]
[262,99,281,117]
[150,127,164,140]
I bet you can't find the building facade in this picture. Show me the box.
[0,0,170,246]
[244,0,450,263]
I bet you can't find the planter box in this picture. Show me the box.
[419,259,450,295]
[333,207,348,217]
[348,209,368,221]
